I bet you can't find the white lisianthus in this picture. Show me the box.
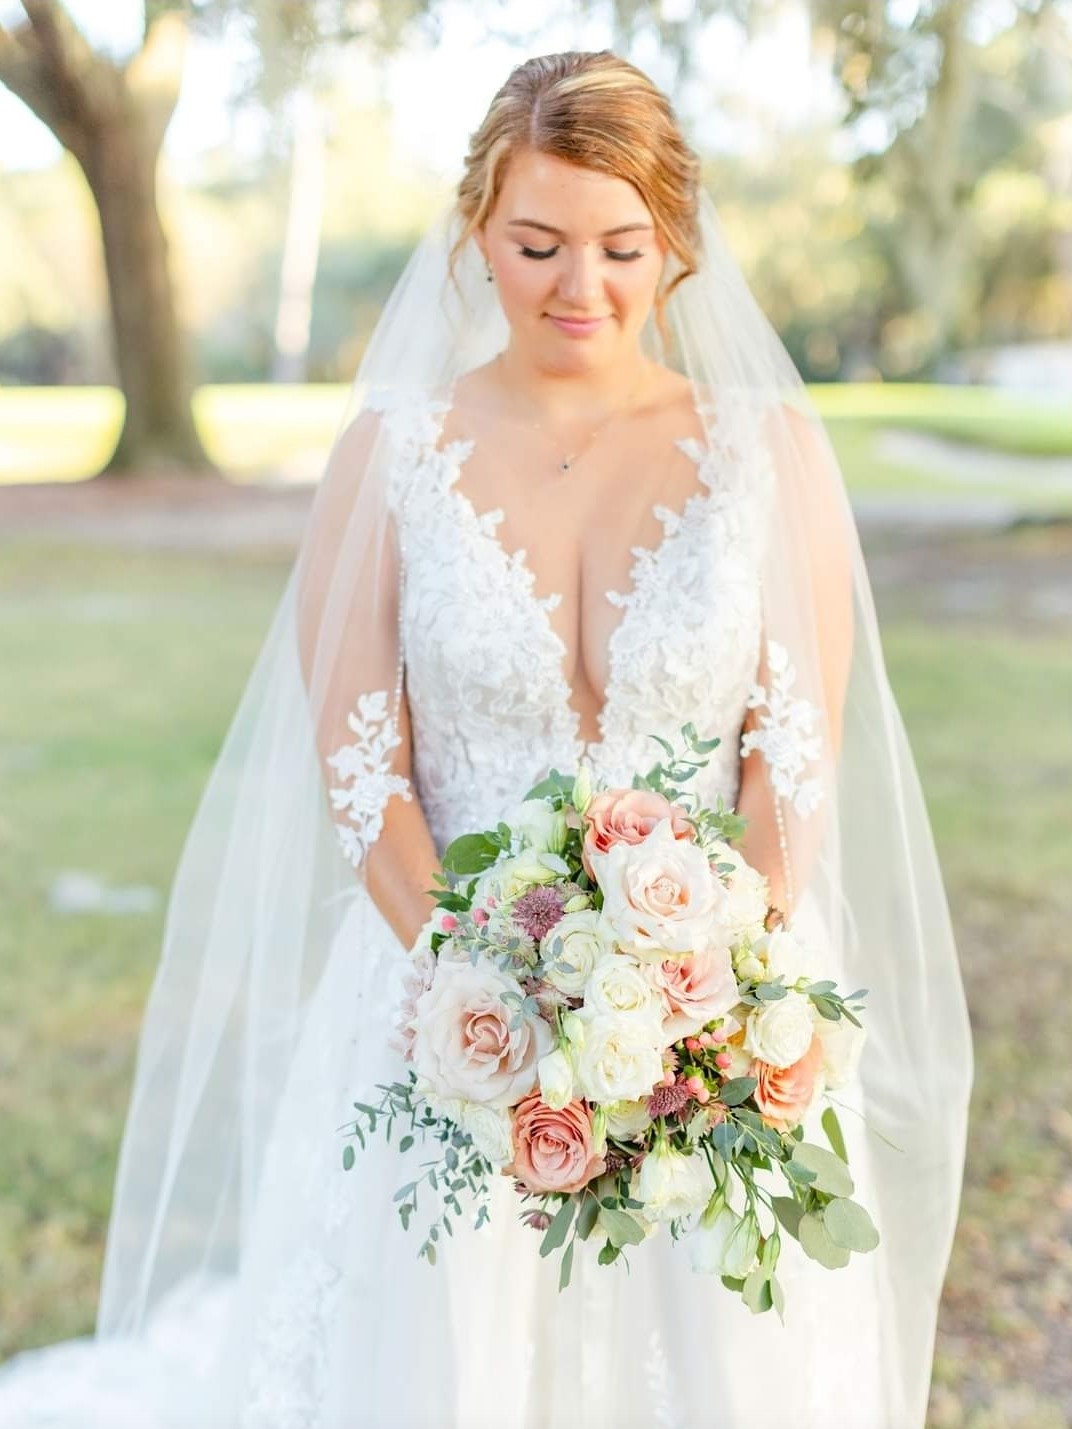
[460,1102,514,1167]
[573,1011,664,1103]
[732,944,766,982]
[591,1105,608,1159]
[592,818,730,960]
[721,1212,761,1279]
[584,954,664,1026]
[708,839,770,939]
[742,992,816,1069]
[488,848,562,902]
[814,1014,867,1090]
[537,1047,575,1110]
[572,764,594,816]
[687,1194,741,1275]
[634,1142,712,1224]
[604,1098,655,1139]
[514,799,568,855]
[541,911,608,996]
[560,1010,586,1049]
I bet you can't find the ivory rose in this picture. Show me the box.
[582,787,694,880]
[583,954,664,1026]
[591,818,730,960]
[649,944,740,1040]
[507,1090,606,1194]
[814,1014,867,1090]
[707,838,770,938]
[413,962,552,1108]
[541,910,608,996]
[751,1031,825,1132]
[634,1141,712,1223]
[573,1010,665,1103]
[742,991,816,1069]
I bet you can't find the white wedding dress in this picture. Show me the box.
[0,387,902,1428]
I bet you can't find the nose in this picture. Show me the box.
[557,245,601,309]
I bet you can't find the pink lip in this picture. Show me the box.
[547,315,608,337]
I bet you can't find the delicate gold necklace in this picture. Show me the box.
[493,354,649,474]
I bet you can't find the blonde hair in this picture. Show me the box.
[452,51,702,337]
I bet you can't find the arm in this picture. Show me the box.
[295,408,442,953]
[735,404,855,922]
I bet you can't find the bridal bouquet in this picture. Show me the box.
[342,725,878,1313]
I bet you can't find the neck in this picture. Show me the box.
[495,344,653,424]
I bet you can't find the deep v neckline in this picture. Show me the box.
[431,376,724,762]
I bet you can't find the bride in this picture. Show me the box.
[0,49,972,1429]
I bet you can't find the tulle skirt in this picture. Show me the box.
[0,885,915,1428]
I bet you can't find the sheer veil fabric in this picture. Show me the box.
[0,191,972,1426]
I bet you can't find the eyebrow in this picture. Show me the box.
[506,219,654,238]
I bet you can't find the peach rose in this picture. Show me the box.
[651,944,740,1041]
[507,1090,606,1194]
[750,1032,824,1133]
[582,787,694,880]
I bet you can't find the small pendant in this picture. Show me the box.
[561,457,572,472]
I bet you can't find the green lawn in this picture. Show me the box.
[1,531,1071,1424]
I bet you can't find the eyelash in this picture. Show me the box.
[518,245,643,263]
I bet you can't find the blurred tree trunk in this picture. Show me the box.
[271,93,327,384]
[0,2,211,474]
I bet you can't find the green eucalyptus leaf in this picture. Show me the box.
[558,1239,575,1291]
[718,1076,758,1108]
[771,1196,804,1240]
[824,1197,880,1253]
[793,1142,855,1197]
[821,1106,848,1163]
[799,1212,851,1270]
[540,1198,576,1257]
[342,1145,355,1171]
[601,1207,648,1248]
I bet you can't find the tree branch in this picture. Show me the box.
[0,1,122,161]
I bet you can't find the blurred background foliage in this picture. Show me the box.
[0,0,1068,414]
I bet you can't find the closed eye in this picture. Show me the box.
[518,245,644,263]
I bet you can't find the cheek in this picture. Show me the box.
[494,255,554,314]
[608,261,662,319]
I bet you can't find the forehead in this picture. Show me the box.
[492,150,653,233]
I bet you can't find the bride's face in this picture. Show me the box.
[478,149,667,374]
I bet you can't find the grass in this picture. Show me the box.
[1,527,1071,1424]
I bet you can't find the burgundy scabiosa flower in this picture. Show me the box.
[646,1080,692,1119]
[513,885,565,942]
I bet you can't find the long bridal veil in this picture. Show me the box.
[6,181,971,1425]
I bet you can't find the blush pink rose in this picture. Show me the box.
[582,788,694,880]
[507,1090,606,1194]
[651,944,740,1041]
[750,1032,824,1133]
[414,963,553,1108]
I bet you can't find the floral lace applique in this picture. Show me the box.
[740,639,825,817]
[326,690,412,869]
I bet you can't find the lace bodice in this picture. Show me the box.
[339,382,779,856]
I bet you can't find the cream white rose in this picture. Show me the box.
[760,927,821,985]
[592,818,730,960]
[414,962,553,1107]
[604,1097,654,1139]
[634,1142,712,1223]
[460,1102,514,1167]
[814,1014,866,1090]
[584,954,664,1025]
[541,910,607,996]
[573,1010,664,1103]
[742,992,816,1069]
[537,1047,575,1110]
